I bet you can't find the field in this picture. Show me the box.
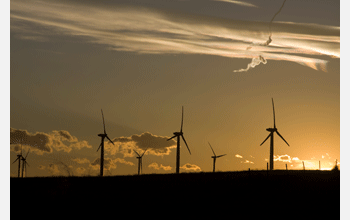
[11,170,339,219]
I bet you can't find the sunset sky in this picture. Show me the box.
[9,0,340,177]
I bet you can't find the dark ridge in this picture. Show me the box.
[11,170,339,219]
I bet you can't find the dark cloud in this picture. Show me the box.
[10,127,52,153]
[109,132,177,157]
[10,127,92,155]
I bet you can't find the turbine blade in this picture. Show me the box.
[133,149,141,157]
[25,149,30,159]
[25,161,30,167]
[272,98,276,128]
[106,135,114,145]
[208,142,216,156]
[12,158,19,164]
[260,133,272,146]
[101,109,106,134]
[180,106,184,132]
[167,135,176,141]
[181,135,191,155]
[276,131,290,146]
[141,148,148,157]
[216,154,227,158]
[96,143,102,152]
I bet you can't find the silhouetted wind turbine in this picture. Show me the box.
[96,109,114,177]
[260,98,290,170]
[21,149,30,178]
[12,144,23,178]
[133,148,148,175]
[208,142,226,173]
[167,106,191,174]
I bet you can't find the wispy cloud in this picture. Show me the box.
[214,0,258,8]
[233,55,266,72]
[235,154,243,158]
[11,0,339,72]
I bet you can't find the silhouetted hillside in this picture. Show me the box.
[11,170,339,219]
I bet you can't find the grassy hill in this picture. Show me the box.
[11,170,339,219]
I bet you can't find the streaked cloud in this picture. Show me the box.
[10,0,339,72]
[235,154,243,158]
[241,159,254,164]
[214,0,258,8]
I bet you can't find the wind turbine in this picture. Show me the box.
[21,149,30,178]
[208,142,226,173]
[260,98,290,170]
[167,106,191,174]
[96,109,114,177]
[12,144,23,178]
[133,148,148,175]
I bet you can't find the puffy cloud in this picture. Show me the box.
[76,167,86,175]
[10,0,339,72]
[89,157,135,171]
[148,162,172,171]
[114,158,135,166]
[42,162,74,176]
[10,127,92,155]
[90,158,116,171]
[47,164,61,176]
[235,154,243,158]
[180,163,201,172]
[274,154,292,163]
[107,132,177,157]
[72,158,91,164]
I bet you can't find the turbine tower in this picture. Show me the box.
[133,149,148,175]
[12,144,23,178]
[96,109,114,177]
[167,106,191,174]
[21,149,30,178]
[208,142,226,172]
[260,98,290,170]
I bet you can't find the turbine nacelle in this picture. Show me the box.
[173,131,183,136]
[98,133,107,138]
[266,128,277,132]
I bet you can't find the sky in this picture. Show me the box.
[9,0,340,177]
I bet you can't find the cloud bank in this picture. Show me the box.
[11,0,339,72]
[107,132,177,157]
